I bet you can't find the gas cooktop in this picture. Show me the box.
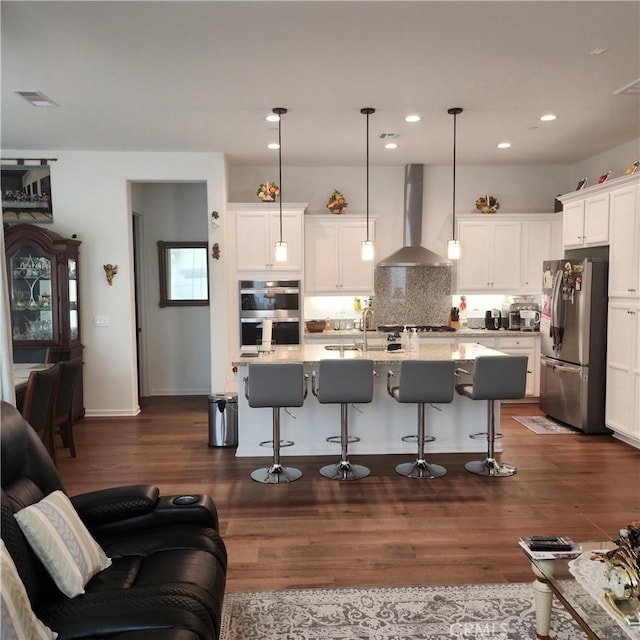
[377,324,456,333]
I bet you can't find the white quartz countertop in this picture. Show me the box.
[233,342,507,366]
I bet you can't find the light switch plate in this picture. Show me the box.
[94,316,110,327]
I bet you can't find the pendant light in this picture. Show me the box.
[447,107,463,261]
[361,107,375,261]
[273,107,288,262]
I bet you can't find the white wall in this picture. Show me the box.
[570,137,640,187]
[3,150,229,416]
[132,182,211,396]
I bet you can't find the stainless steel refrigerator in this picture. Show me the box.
[539,258,610,433]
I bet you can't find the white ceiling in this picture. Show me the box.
[2,1,639,167]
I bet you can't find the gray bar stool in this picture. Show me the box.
[387,360,455,479]
[312,359,374,481]
[244,363,307,484]
[456,355,528,477]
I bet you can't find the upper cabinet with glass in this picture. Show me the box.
[4,224,82,351]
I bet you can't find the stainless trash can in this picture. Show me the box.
[208,393,238,447]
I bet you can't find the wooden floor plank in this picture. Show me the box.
[55,396,640,592]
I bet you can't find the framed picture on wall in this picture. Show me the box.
[2,164,53,223]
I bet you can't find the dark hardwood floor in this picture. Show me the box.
[55,397,640,593]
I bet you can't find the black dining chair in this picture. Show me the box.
[52,358,83,457]
[20,363,61,462]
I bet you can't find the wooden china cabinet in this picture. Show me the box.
[4,224,84,419]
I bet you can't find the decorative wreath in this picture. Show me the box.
[326,189,348,214]
[257,182,279,202]
[475,195,500,214]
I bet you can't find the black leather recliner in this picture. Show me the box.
[1,401,227,640]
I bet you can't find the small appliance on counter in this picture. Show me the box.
[520,309,541,331]
[508,302,541,331]
[484,309,501,330]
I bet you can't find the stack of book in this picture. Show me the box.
[519,535,582,560]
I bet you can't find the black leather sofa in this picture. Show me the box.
[1,401,227,640]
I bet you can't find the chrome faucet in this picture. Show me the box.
[361,308,374,352]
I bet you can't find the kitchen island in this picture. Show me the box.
[232,342,511,458]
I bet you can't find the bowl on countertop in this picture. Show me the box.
[305,320,326,333]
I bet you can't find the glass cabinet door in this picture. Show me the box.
[9,249,54,342]
[68,257,78,340]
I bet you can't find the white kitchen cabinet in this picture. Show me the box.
[457,214,560,294]
[496,335,539,397]
[608,181,639,299]
[305,216,375,294]
[232,203,306,272]
[561,191,609,249]
[606,300,640,446]
[521,218,562,292]
[457,219,522,292]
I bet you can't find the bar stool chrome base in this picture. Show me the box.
[320,460,370,481]
[251,463,302,484]
[465,458,517,477]
[395,459,447,479]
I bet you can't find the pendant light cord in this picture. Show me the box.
[452,113,456,240]
[366,112,370,241]
[448,107,463,242]
[278,112,283,243]
[273,107,287,244]
[361,108,375,242]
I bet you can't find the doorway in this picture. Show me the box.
[130,181,211,404]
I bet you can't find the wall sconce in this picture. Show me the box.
[103,264,118,286]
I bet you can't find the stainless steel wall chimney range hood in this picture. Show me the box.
[377,164,451,267]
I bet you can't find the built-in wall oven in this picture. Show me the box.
[239,279,301,346]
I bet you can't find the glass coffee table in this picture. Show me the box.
[524,541,640,640]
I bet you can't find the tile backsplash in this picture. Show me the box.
[374,266,452,326]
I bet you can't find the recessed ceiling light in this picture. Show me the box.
[404,115,421,123]
[540,114,557,122]
[497,142,511,149]
[14,90,58,107]
[385,143,398,150]
[267,143,280,150]
[589,46,608,56]
[265,114,280,122]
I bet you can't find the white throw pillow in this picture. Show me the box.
[14,490,112,598]
[0,539,58,639]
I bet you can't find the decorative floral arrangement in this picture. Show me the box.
[475,194,500,214]
[326,189,348,214]
[257,182,279,202]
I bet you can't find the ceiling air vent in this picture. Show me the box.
[614,78,640,95]
[379,133,400,139]
[14,90,58,107]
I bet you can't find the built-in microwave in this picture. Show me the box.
[239,280,301,346]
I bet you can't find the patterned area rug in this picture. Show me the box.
[220,583,587,639]
[513,415,580,435]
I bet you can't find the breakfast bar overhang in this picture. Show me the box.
[232,342,511,457]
